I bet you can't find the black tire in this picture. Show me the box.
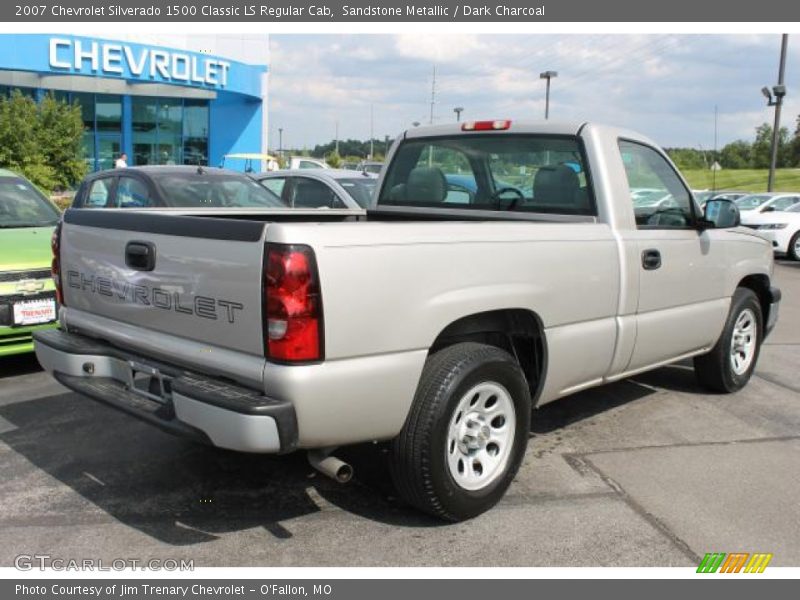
[694,288,762,393]
[389,342,531,521]
[788,231,800,261]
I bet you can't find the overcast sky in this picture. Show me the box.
[268,34,799,152]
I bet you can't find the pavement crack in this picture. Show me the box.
[579,455,701,563]
[754,372,800,394]
[564,434,800,458]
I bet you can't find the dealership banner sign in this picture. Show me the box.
[0,34,265,97]
[4,0,800,21]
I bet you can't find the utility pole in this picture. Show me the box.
[767,34,788,192]
[429,64,437,124]
[335,120,339,155]
[278,127,283,159]
[369,104,374,159]
[712,105,718,191]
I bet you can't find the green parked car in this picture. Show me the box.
[0,168,60,356]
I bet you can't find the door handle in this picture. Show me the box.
[125,241,157,271]
[642,248,661,270]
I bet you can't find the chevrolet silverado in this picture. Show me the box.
[34,121,780,520]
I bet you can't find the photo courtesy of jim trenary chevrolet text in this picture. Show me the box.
[0,0,799,596]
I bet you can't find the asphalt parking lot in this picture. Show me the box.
[1,261,798,568]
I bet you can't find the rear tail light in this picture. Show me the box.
[264,244,323,362]
[462,120,511,131]
[51,220,64,306]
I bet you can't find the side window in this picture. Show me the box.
[299,160,321,170]
[619,140,694,228]
[290,178,343,208]
[86,178,113,208]
[116,177,152,208]
[770,196,800,211]
[262,177,287,199]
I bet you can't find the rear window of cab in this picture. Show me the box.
[377,134,595,216]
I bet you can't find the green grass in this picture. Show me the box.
[681,168,800,193]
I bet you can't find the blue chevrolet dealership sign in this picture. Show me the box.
[0,34,264,97]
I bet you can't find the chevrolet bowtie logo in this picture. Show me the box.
[15,279,46,294]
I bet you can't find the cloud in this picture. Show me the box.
[268,34,800,151]
[393,34,484,62]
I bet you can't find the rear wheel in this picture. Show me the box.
[788,231,800,261]
[390,342,531,521]
[694,288,762,393]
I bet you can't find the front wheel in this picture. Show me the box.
[787,231,800,261]
[694,288,762,393]
[389,342,531,521]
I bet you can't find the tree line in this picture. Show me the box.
[666,117,800,171]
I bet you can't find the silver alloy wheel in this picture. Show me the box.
[730,308,757,375]
[446,382,516,491]
[794,235,800,258]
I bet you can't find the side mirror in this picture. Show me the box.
[702,198,740,229]
[762,206,775,213]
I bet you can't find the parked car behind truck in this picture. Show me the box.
[253,169,376,209]
[72,166,285,209]
[35,120,779,520]
[0,169,60,356]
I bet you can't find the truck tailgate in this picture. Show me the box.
[60,210,267,357]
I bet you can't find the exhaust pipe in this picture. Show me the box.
[308,449,353,483]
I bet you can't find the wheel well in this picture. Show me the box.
[738,274,771,324]
[429,309,547,403]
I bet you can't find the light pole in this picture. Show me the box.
[453,106,464,122]
[539,70,558,120]
[763,34,788,193]
[278,127,283,159]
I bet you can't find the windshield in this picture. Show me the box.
[153,172,285,208]
[377,134,594,215]
[0,177,60,228]
[338,178,377,207]
[363,164,383,175]
[735,195,771,210]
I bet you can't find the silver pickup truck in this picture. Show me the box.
[35,120,780,521]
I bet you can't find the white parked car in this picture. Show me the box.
[356,161,384,176]
[746,202,800,260]
[735,193,800,217]
[288,156,330,170]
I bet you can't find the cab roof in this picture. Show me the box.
[403,120,587,139]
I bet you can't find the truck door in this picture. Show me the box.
[617,139,729,373]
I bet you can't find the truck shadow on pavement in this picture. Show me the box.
[0,390,439,546]
[0,354,44,379]
[0,362,703,545]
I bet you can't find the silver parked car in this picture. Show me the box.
[253,169,376,209]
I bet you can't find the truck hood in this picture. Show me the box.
[0,226,54,272]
